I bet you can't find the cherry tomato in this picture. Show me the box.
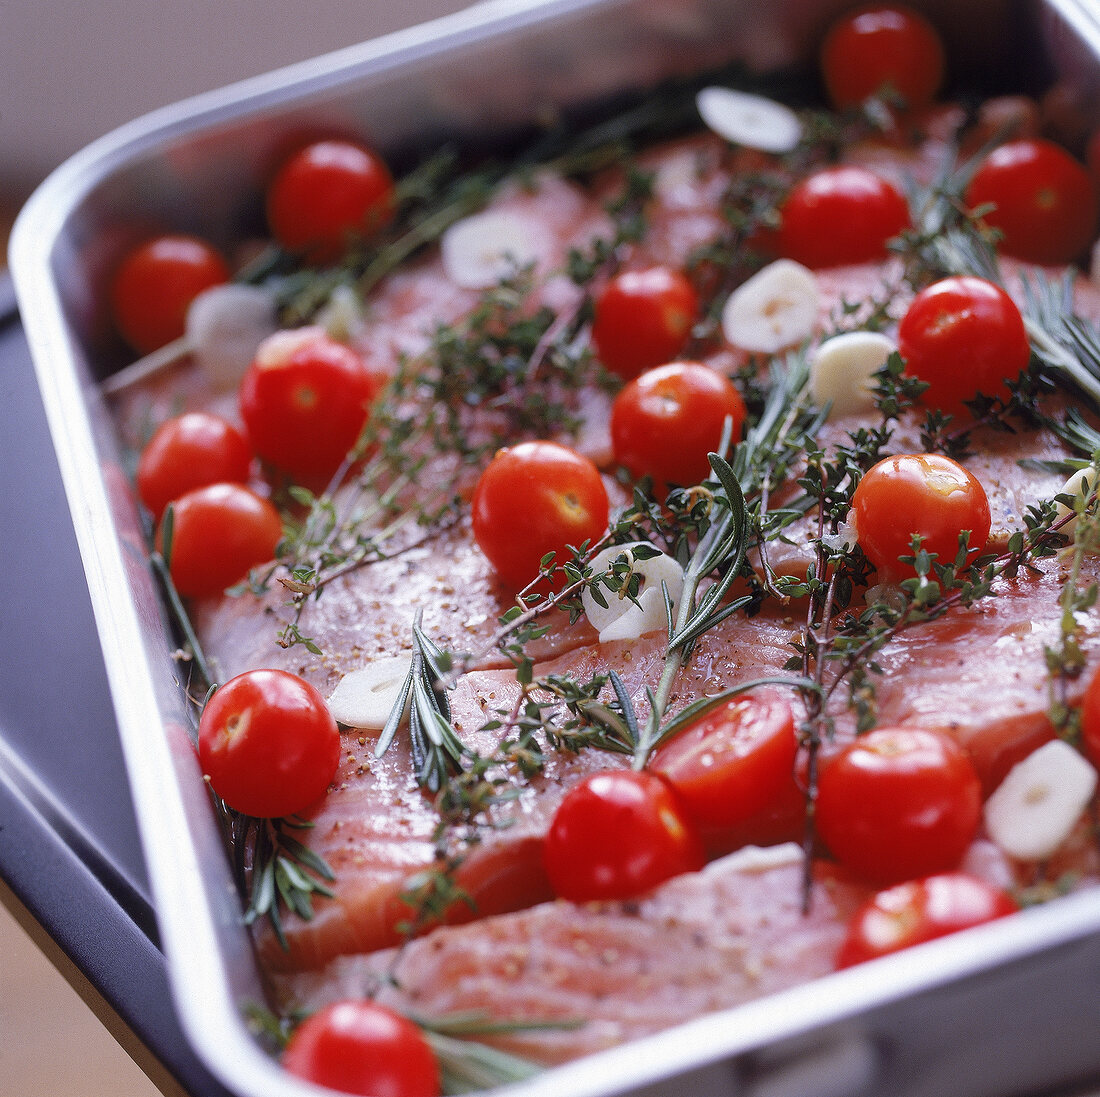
[198,668,340,819]
[110,234,230,354]
[136,411,253,519]
[1080,664,1100,769]
[610,361,746,489]
[544,769,704,902]
[836,873,1018,968]
[267,139,395,262]
[651,691,800,833]
[591,267,699,380]
[471,440,609,589]
[851,453,991,577]
[239,327,384,485]
[816,727,982,884]
[776,166,910,269]
[897,275,1031,414]
[964,137,1098,265]
[161,482,282,599]
[820,5,945,112]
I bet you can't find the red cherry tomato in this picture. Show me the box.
[544,769,704,902]
[591,267,699,380]
[897,275,1031,414]
[198,668,341,819]
[777,166,910,269]
[110,234,229,354]
[820,4,945,112]
[1080,664,1100,769]
[136,411,253,519]
[610,361,746,489]
[964,138,1098,265]
[851,453,991,578]
[836,873,1018,968]
[650,691,800,834]
[161,482,282,599]
[816,727,983,884]
[471,440,609,589]
[267,139,395,262]
[239,327,384,485]
[283,1000,439,1097]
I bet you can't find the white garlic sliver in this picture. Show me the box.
[696,87,803,154]
[721,259,819,354]
[1054,465,1099,542]
[984,739,1097,861]
[582,542,685,642]
[186,283,279,390]
[326,656,413,730]
[810,331,896,418]
[440,209,544,289]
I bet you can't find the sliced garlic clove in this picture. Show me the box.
[721,259,819,354]
[326,656,413,730]
[186,283,279,390]
[440,209,544,289]
[696,87,803,154]
[582,542,685,641]
[1054,465,1099,541]
[315,282,365,342]
[810,330,896,418]
[983,739,1097,861]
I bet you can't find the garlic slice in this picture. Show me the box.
[983,739,1097,861]
[186,283,279,390]
[810,331,896,418]
[582,542,685,643]
[326,656,413,730]
[440,209,544,289]
[696,87,803,153]
[721,259,819,354]
[1054,465,1099,542]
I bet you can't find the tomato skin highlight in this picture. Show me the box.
[610,361,746,489]
[820,4,944,112]
[544,769,704,902]
[777,166,910,269]
[1081,665,1100,769]
[591,267,699,380]
[651,691,800,834]
[137,411,253,520]
[110,234,230,354]
[282,999,439,1097]
[239,328,384,485]
[965,137,1098,265]
[897,275,1031,414]
[836,873,1018,969]
[161,482,282,599]
[198,668,341,819]
[267,139,395,262]
[816,727,983,884]
[471,440,609,589]
[851,452,991,579]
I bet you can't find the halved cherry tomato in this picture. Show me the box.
[816,727,983,884]
[610,361,746,490]
[283,1000,439,1097]
[851,453,991,578]
[836,872,1018,968]
[267,139,395,262]
[161,482,282,599]
[110,234,229,354]
[544,769,704,902]
[136,411,253,519]
[776,166,910,269]
[651,691,800,834]
[591,267,699,380]
[471,440,609,589]
[239,327,384,486]
[198,668,341,819]
[820,4,945,112]
[1080,664,1100,769]
[897,274,1031,414]
[964,137,1098,265]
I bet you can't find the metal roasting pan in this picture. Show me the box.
[10,0,1100,1094]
